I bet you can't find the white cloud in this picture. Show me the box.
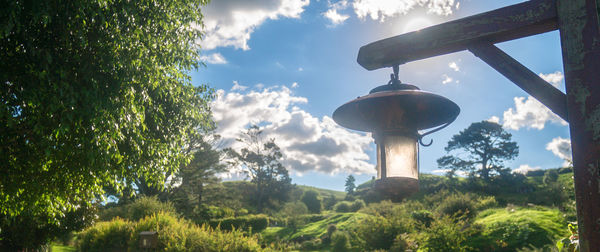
[431,169,468,176]
[449,61,460,72]
[538,71,564,88]
[200,53,228,64]
[200,0,310,51]
[487,116,500,124]
[231,81,247,91]
[513,164,541,175]
[324,8,350,25]
[211,84,374,175]
[502,71,567,130]
[297,67,304,72]
[546,137,572,167]
[324,1,350,26]
[353,0,459,22]
[291,82,299,88]
[442,74,453,84]
[502,96,567,130]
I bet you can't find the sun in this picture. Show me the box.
[402,17,433,33]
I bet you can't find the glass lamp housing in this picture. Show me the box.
[375,134,418,180]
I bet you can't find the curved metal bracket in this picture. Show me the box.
[417,121,453,147]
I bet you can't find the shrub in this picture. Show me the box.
[436,193,477,220]
[301,239,321,250]
[411,210,434,228]
[301,190,322,214]
[99,196,177,221]
[350,199,365,212]
[206,205,235,219]
[279,201,309,217]
[355,215,400,250]
[208,214,269,232]
[77,218,132,252]
[127,196,177,221]
[475,196,498,211]
[79,212,264,251]
[484,221,536,251]
[131,212,263,251]
[331,231,351,252]
[334,201,351,213]
[334,200,364,213]
[322,194,338,210]
[415,217,476,252]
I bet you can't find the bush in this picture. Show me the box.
[99,196,177,221]
[208,214,269,232]
[301,190,322,214]
[131,212,263,251]
[436,193,477,220]
[127,196,177,221]
[411,210,434,228]
[206,205,236,219]
[415,217,476,252]
[355,215,401,250]
[77,218,132,252]
[322,194,338,210]
[350,199,365,212]
[300,239,321,250]
[475,196,498,211]
[331,231,351,252]
[334,201,351,213]
[79,212,264,251]
[334,200,364,213]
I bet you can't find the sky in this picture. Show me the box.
[191,0,573,191]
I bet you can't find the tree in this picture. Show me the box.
[227,126,292,212]
[301,190,322,214]
[437,121,519,181]
[1,0,212,219]
[345,175,356,195]
[169,134,227,219]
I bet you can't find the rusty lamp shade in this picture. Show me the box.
[333,78,459,199]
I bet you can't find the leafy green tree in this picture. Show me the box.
[301,190,322,214]
[345,175,356,195]
[1,0,212,219]
[437,121,519,181]
[227,126,292,212]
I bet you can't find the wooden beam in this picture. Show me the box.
[357,0,558,70]
[468,43,568,121]
[557,0,600,250]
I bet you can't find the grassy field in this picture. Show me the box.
[50,244,76,251]
[261,212,368,242]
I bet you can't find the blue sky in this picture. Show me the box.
[191,0,572,191]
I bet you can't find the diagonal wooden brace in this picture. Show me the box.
[468,43,568,122]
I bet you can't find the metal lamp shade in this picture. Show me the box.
[333,83,459,198]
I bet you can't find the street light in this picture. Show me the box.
[332,66,459,199]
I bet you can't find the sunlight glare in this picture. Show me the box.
[402,17,433,33]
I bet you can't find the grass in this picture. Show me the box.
[296,185,346,200]
[261,212,369,243]
[474,206,568,247]
[50,244,76,252]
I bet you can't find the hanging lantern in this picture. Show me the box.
[332,67,460,199]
